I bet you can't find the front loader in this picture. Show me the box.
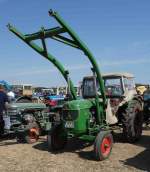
[7,18,78,144]
[8,9,115,160]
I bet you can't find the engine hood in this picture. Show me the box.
[8,102,46,110]
[63,99,93,110]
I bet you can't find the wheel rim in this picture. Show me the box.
[101,136,112,156]
[29,128,39,142]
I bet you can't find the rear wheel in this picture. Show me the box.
[122,100,143,143]
[94,130,113,161]
[47,124,67,151]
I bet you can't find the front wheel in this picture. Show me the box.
[47,124,67,151]
[25,122,40,144]
[94,130,113,161]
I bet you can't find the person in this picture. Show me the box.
[0,84,9,135]
[7,90,15,102]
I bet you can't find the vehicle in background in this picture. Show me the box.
[83,73,143,143]
[12,84,33,98]
[22,84,33,96]
[5,102,51,143]
[136,84,149,95]
[41,86,80,97]
[143,89,150,125]
[43,95,64,106]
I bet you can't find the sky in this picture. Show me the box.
[0,0,150,87]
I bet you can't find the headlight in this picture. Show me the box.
[62,110,79,121]
[23,114,34,123]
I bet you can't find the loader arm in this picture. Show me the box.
[7,24,77,100]
[8,9,106,123]
[48,10,106,104]
[46,10,107,124]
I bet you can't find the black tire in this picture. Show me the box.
[25,122,40,144]
[16,134,25,143]
[94,130,113,161]
[121,99,143,143]
[47,124,67,151]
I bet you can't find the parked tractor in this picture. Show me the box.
[103,73,143,142]
[40,95,65,110]
[8,9,143,160]
[6,102,50,143]
[5,85,71,143]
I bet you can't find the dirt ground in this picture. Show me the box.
[0,129,150,172]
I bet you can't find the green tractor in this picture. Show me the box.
[8,10,143,160]
[8,10,113,160]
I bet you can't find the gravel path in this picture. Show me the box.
[0,130,149,172]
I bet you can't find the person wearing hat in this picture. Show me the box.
[0,84,9,136]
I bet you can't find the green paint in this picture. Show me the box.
[63,99,92,134]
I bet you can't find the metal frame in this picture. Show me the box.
[7,25,77,100]
[8,9,107,124]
